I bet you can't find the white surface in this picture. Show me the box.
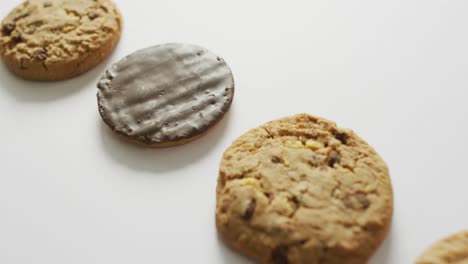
[1,0,468,263]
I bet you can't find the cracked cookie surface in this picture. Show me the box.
[416,230,468,264]
[216,114,393,264]
[0,0,122,80]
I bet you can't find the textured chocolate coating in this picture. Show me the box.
[97,43,234,146]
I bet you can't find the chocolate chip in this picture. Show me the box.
[88,11,99,20]
[343,193,370,210]
[43,2,52,7]
[356,192,370,209]
[242,199,256,221]
[333,130,348,144]
[342,196,353,209]
[271,246,289,264]
[32,48,47,61]
[2,23,15,35]
[362,222,380,232]
[290,196,300,208]
[218,173,226,188]
[10,31,22,42]
[326,150,340,167]
[271,155,283,164]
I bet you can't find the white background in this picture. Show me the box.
[1,0,467,263]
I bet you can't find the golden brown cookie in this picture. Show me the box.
[97,43,235,148]
[416,230,468,264]
[216,114,393,264]
[0,0,122,81]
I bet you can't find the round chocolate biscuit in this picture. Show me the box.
[216,114,393,264]
[97,43,235,147]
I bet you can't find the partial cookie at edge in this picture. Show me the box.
[416,230,468,264]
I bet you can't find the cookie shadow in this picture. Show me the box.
[369,228,394,264]
[99,111,232,173]
[0,55,112,102]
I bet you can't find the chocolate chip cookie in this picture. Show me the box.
[97,43,235,147]
[216,114,393,264]
[416,230,468,264]
[0,0,122,81]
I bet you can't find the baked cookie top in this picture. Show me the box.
[97,43,234,147]
[417,231,468,264]
[216,114,393,264]
[0,0,121,69]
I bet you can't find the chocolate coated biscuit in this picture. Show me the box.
[216,114,393,264]
[97,43,235,147]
